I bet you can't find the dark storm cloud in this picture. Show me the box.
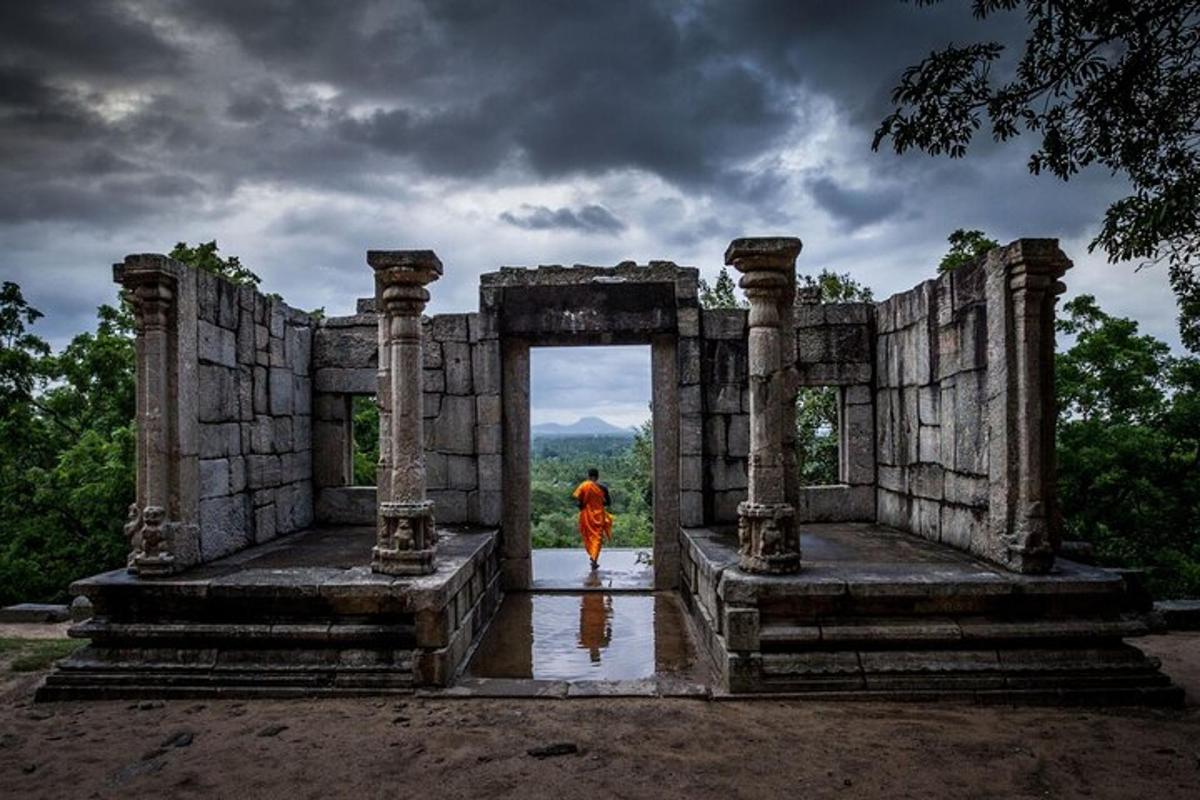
[806,176,905,231]
[499,205,625,235]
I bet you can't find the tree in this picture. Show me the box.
[1054,295,1200,596]
[874,1,1200,350]
[938,228,1000,272]
[170,240,262,287]
[699,267,746,309]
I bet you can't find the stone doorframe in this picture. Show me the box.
[484,263,698,592]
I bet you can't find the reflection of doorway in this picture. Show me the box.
[500,335,681,592]
[529,345,653,589]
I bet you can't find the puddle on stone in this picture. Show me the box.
[531,548,653,590]
[467,593,695,682]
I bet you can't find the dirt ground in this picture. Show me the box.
[0,633,1198,800]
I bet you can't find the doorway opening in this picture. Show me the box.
[528,345,654,590]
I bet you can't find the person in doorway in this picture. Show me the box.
[572,467,613,570]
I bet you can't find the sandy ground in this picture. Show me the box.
[0,633,1197,799]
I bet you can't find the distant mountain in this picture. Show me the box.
[532,416,636,437]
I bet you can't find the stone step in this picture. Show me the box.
[759,616,1150,648]
[69,620,417,645]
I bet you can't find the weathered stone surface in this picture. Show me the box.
[432,395,475,454]
[198,320,237,367]
[199,458,230,499]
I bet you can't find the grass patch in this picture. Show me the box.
[0,637,82,672]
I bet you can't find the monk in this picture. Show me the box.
[572,467,613,570]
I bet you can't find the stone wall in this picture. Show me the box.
[699,309,749,524]
[195,269,314,560]
[310,300,501,529]
[793,301,876,522]
[873,240,1070,572]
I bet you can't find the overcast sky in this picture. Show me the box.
[1,1,1183,427]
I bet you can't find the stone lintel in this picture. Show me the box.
[113,253,185,287]
[996,238,1072,279]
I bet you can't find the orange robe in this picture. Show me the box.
[572,480,613,561]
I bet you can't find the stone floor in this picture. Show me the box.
[531,548,653,591]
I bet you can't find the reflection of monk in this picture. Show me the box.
[572,468,613,570]
[577,575,613,663]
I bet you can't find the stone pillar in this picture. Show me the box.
[124,261,179,575]
[997,241,1071,572]
[369,250,443,576]
[500,338,532,589]
[727,237,802,574]
[779,264,800,517]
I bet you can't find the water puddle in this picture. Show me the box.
[531,548,653,590]
[467,593,696,682]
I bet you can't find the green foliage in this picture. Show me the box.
[169,240,262,287]
[798,269,874,303]
[1055,295,1200,597]
[352,395,379,486]
[0,285,134,606]
[699,267,746,309]
[875,1,1200,351]
[0,638,83,672]
[530,434,653,549]
[938,229,1000,273]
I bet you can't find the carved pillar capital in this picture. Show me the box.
[369,249,442,576]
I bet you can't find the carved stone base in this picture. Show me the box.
[372,500,437,576]
[129,553,176,577]
[737,501,800,574]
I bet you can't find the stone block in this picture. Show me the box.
[478,490,502,526]
[433,395,475,454]
[255,323,269,352]
[273,417,294,452]
[953,370,988,475]
[423,368,445,393]
[289,325,312,376]
[844,383,871,405]
[426,452,448,490]
[314,393,350,421]
[679,413,702,456]
[255,503,277,543]
[681,491,704,527]
[478,454,502,489]
[707,384,742,414]
[199,319,237,367]
[253,366,268,414]
[197,269,219,324]
[918,385,940,424]
[918,424,940,464]
[198,364,237,422]
[704,416,727,456]
[469,311,499,342]
[423,392,442,418]
[314,368,377,394]
[712,490,744,523]
[431,314,469,342]
[944,471,988,508]
[229,455,246,494]
[471,340,500,395]
[314,487,375,526]
[796,327,827,362]
[199,458,230,499]
[247,454,281,489]
[823,303,872,325]
[250,415,273,454]
[199,495,248,561]
[430,490,469,523]
[709,458,747,491]
[269,300,285,339]
[269,367,294,415]
[727,414,749,457]
[293,414,311,450]
[940,503,987,552]
[443,341,472,394]
[475,395,501,426]
[678,307,700,337]
[797,485,875,522]
[448,455,478,489]
[294,376,311,416]
[701,309,746,339]
[314,325,375,370]
[200,422,241,459]
[876,488,909,530]
[678,338,701,385]
[877,464,906,494]
[680,455,703,492]
[797,362,872,386]
[910,463,943,500]
[680,385,701,415]
[476,423,501,455]
[269,334,287,367]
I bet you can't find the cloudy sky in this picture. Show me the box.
[1,1,1182,427]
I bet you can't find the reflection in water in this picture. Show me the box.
[467,591,694,681]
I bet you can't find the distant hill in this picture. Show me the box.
[532,416,636,437]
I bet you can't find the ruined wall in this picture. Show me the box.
[793,301,876,522]
[195,269,314,560]
[699,309,749,524]
[873,240,1069,572]
[310,301,501,529]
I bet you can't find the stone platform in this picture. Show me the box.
[682,523,1182,705]
[38,526,501,700]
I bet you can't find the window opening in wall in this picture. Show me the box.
[351,395,379,487]
[795,386,842,486]
[529,345,653,588]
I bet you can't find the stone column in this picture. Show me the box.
[369,250,442,576]
[1002,241,1070,571]
[123,258,179,575]
[727,237,802,574]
